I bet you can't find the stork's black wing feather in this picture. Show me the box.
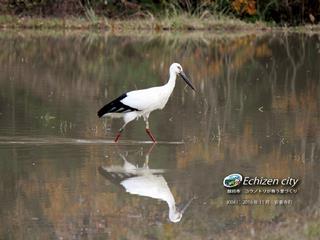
[98,166,136,186]
[97,93,139,118]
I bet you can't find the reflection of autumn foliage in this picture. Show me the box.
[273,84,319,140]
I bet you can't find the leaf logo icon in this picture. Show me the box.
[223,173,243,188]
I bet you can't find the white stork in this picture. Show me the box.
[97,63,195,142]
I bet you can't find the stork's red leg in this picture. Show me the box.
[146,128,157,143]
[114,132,121,142]
[114,127,124,143]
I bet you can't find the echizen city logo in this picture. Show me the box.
[223,173,300,189]
[223,173,243,188]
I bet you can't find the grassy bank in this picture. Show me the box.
[1,14,320,32]
[3,0,320,25]
[0,14,268,31]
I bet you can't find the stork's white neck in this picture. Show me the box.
[167,198,182,222]
[154,71,177,110]
[164,71,177,93]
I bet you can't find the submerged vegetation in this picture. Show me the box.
[0,1,319,30]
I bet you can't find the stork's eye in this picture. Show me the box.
[177,66,182,71]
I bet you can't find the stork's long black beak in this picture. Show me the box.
[177,197,195,215]
[179,71,196,91]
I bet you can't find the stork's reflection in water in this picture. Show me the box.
[98,145,193,223]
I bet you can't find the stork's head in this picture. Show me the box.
[170,63,196,91]
[170,63,184,75]
[168,197,194,223]
[169,210,183,223]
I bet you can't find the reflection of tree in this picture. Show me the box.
[284,33,305,94]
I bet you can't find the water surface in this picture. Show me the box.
[0,30,320,239]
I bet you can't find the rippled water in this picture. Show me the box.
[0,30,319,239]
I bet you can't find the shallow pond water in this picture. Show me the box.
[0,30,320,239]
